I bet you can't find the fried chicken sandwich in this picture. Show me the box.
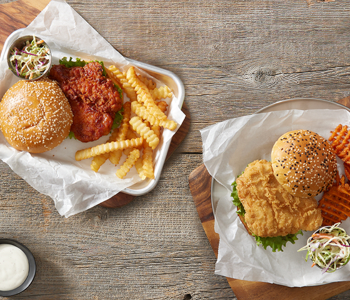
[232,130,337,251]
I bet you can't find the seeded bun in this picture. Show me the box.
[271,129,337,198]
[0,78,73,153]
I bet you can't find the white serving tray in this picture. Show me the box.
[1,29,185,197]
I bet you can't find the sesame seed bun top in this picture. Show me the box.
[0,78,73,153]
[271,129,337,198]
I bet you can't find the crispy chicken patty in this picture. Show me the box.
[49,62,122,142]
[236,160,322,237]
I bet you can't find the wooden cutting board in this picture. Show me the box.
[189,96,350,300]
[0,0,191,209]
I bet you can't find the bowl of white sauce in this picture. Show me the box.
[0,239,36,297]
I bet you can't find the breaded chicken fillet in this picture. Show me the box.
[236,160,323,237]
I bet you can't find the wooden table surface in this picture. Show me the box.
[1,0,350,299]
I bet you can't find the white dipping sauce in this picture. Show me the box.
[0,244,29,291]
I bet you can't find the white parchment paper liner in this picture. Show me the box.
[200,108,350,287]
[0,0,185,217]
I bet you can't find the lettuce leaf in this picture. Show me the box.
[231,178,245,216]
[59,57,87,68]
[59,57,106,76]
[67,131,76,140]
[231,175,302,252]
[113,83,123,100]
[111,108,124,131]
[253,231,303,252]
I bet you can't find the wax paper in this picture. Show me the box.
[0,0,185,217]
[200,108,350,287]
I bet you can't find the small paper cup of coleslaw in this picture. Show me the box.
[7,35,52,80]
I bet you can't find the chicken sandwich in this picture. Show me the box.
[232,130,336,251]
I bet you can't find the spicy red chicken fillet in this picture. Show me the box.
[49,62,122,142]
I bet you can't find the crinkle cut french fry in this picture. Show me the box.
[131,101,160,127]
[136,93,166,120]
[123,129,141,155]
[131,100,177,131]
[91,153,109,172]
[126,128,139,140]
[116,149,140,179]
[121,141,146,175]
[156,100,168,113]
[142,143,155,179]
[75,137,143,161]
[135,155,146,180]
[155,100,177,130]
[159,118,178,131]
[143,123,158,180]
[109,102,132,165]
[139,124,158,180]
[107,66,137,102]
[116,101,131,140]
[123,143,145,179]
[126,66,166,120]
[123,148,133,156]
[138,74,156,90]
[109,149,123,166]
[90,124,123,172]
[150,86,172,100]
[152,124,161,138]
[129,116,159,150]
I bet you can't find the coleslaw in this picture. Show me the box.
[9,35,51,79]
[298,223,350,273]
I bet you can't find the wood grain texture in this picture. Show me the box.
[1,0,350,299]
[0,0,48,51]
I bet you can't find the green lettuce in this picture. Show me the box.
[59,57,87,68]
[254,231,302,252]
[113,83,123,100]
[231,177,245,216]
[67,131,76,140]
[231,175,303,252]
[111,108,124,131]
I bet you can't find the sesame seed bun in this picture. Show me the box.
[271,129,337,198]
[0,78,73,153]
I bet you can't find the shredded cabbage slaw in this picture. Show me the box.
[298,223,350,273]
[9,35,50,79]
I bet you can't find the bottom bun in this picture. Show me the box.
[0,78,73,153]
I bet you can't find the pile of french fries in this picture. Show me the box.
[75,65,177,180]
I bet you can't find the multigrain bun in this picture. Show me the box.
[0,78,73,153]
[271,129,337,198]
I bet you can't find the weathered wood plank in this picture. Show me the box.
[1,0,350,299]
